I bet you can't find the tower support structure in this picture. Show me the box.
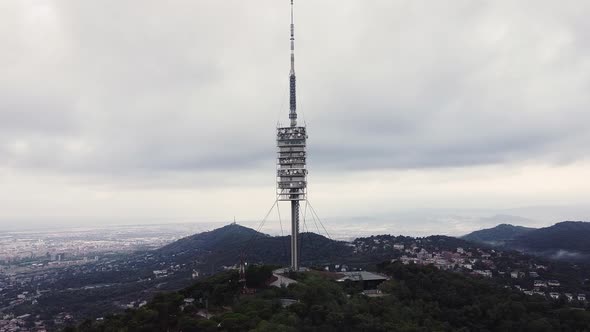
[277,125,307,271]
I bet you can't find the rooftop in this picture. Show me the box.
[336,271,389,282]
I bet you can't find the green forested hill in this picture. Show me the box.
[510,221,590,254]
[69,263,590,332]
[462,224,535,245]
[462,221,590,263]
[156,223,354,268]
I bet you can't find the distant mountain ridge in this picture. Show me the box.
[509,221,590,252]
[462,221,590,262]
[462,224,535,245]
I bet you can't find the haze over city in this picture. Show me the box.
[1,0,589,235]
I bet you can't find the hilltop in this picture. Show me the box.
[159,223,265,254]
[462,221,590,262]
[155,223,353,268]
[462,224,535,246]
[509,221,590,260]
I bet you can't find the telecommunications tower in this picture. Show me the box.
[276,0,307,271]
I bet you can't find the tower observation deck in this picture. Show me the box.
[277,0,307,271]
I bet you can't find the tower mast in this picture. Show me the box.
[277,0,307,271]
[289,0,297,127]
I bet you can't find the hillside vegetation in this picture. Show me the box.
[156,223,353,268]
[510,222,590,253]
[462,221,590,262]
[462,224,535,245]
[69,263,590,332]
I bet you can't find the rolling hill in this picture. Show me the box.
[463,221,590,262]
[462,224,535,246]
[156,223,354,268]
[508,221,590,260]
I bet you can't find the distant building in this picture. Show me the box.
[279,299,298,308]
[362,289,386,297]
[336,271,389,290]
[474,270,492,278]
[270,273,298,288]
[153,270,167,278]
[417,249,430,260]
[433,259,452,270]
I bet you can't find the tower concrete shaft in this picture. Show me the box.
[290,200,299,270]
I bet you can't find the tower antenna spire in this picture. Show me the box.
[289,0,297,127]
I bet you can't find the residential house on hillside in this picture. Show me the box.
[336,271,389,290]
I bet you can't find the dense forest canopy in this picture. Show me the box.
[68,262,590,332]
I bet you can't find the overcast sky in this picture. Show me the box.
[1,0,589,235]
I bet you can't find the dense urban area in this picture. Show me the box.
[0,224,199,331]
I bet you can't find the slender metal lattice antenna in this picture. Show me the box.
[289,0,298,128]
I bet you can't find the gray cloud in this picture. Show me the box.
[0,0,589,181]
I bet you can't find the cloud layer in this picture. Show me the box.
[0,1,589,230]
